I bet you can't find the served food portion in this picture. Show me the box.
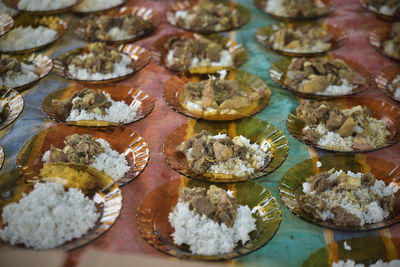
[263,24,333,53]
[79,13,153,42]
[176,130,272,177]
[0,55,40,88]
[383,22,400,60]
[51,88,140,124]
[262,0,330,19]
[169,185,256,255]
[282,57,366,95]
[365,0,400,18]
[171,0,247,33]
[180,72,267,116]
[65,43,133,81]
[41,134,130,182]
[72,0,124,13]
[0,1,18,17]
[299,169,397,228]
[15,0,79,12]
[295,101,391,151]
[389,75,400,101]
[164,36,234,72]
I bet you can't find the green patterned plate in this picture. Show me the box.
[163,69,271,120]
[302,236,400,267]
[280,154,400,231]
[137,177,281,260]
[163,117,289,182]
[255,22,348,57]
[269,56,371,98]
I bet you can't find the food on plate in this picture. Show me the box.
[0,182,99,249]
[0,25,58,52]
[72,0,124,13]
[333,259,400,267]
[82,14,153,42]
[383,22,400,60]
[0,99,8,123]
[267,24,333,53]
[283,57,366,95]
[0,1,18,17]
[0,55,39,88]
[366,0,400,17]
[164,36,232,72]
[17,0,78,11]
[299,169,397,227]
[51,88,140,123]
[176,130,272,177]
[296,101,390,151]
[168,185,256,255]
[42,134,130,181]
[264,0,329,18]
[180,72,266,115]
[389,74,400,100]
[174,0,241,32]
[66,43,133,81]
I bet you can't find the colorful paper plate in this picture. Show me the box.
[254,0,336,21]
[0,14,67,53]
[359,0,400,21]
[166,0,250,34]
[74,6,161,44]
[256,22,348,57]
[53,43,150,83]
[287,97,400,152]
[0,87,23,131]
[269,56,371,98]
[42,83,154,126]
[2,0,84,14]
[72,0,128,14]
[280,154,400,231]
[0,163,122,251]
[1,53,53,91]
[163,117,289,182]
[0,13,13,37]
[369,24,400,61]
[163,69,271,120]
[151,32,248,74]
[375,64,400,103]
[16,123,149,186]
[137,177,281,260]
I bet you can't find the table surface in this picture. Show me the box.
[1,0,400,266]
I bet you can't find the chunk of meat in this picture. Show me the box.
[201,79,215,109]
[331,206,361,227]
[300,76,328,93]
[361,173,376,187]
[218,96,251,109]
[326,111,345,130]
[213,142,233,162]
[337,117,355,137]
[310,172,333,193]
[353,133,370,150]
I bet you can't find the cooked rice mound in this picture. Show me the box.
[333,259,400,267]
[0,182,99,249]
[18,0,78,11]
[73,0,124,12]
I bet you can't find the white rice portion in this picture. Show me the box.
[0,26,58,52]
[183,101,238,115]
[369,4,400,16]
[185,134,270,177]
[42,138,130,181]
[316,78,356,95]
[107,27,137,41]
[0,1,18,17]
[66,92,139,124]
[0,182,99,249]
[166,49,233,69]
[73,0,124,12]
[18,0,77,11]
[0,62,38,88]
[169,200,256,255]
[67,52,133,81]
[333,259,400,267]
[302,170,395,225]
[389,75,400,101]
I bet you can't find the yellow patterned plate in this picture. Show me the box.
[53,43,150,83]
[0,14,67,53]
[0,87,23,131]
[137,177,281,260]
[256,22,348,57]
[42,83,154,126]
[72,0,128,14]
[280,154,400,231]
[254,0,336,21]
[74,6,161,44]
[369,24,400,61]
[0,163,122,251]
[269,56,372,98]
[16,123,150,186]
[1,53,53,91]
[166,0,250,34]
[359,0,400,21]
[163,117,289,182]
[2,0,84,14]
[151,32,248,74]
[163,69,271,120]
[0,13,13,37]
[375,64,400,103]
